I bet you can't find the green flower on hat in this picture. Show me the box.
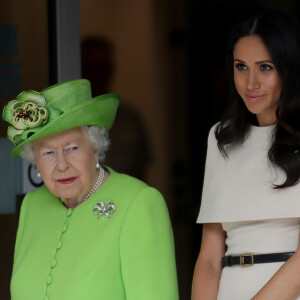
[2,90,62,145]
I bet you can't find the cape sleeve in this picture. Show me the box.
[197,123,300,223]
[120,187,179,300]
[196,123,223,223]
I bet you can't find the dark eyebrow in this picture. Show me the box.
[256,60,274,64]
[233,58,274,64]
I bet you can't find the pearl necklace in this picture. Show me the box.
[82,166,105,202]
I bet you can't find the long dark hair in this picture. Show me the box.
[216,8,300,188]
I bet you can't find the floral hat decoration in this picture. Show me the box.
[2,79,120,157]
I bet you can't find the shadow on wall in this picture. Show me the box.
[81,37,153,182]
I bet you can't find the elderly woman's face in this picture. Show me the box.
[34,127,99,204]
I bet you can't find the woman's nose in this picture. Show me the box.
[56,152,68,171]
[246,71,260,90]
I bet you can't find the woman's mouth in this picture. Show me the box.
[246,94,265,102]
[57,177,77,184]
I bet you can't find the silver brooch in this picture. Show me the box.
[93,201,116,219]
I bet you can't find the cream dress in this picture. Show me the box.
[197,123,300,300]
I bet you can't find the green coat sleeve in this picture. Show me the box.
[120,187,179,300]
[12,191,31,269]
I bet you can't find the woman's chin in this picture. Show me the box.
[56,192,81,203]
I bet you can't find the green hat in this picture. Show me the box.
[1,79,120,158]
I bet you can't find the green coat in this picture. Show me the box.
[11,169,179,300]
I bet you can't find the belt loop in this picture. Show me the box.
[224,255,233,267]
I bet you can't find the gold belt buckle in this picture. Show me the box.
[240,253,254,267]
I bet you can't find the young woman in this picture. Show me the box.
[192,8,300,299]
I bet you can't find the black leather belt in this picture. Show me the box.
[222,252,295,268]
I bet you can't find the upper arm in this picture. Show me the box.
[191,223,226,300]
[197,223,227,270]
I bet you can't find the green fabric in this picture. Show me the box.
[11,170,179,300]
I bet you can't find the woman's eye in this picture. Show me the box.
[234,63,247,71]
[67,146,79,152]
[42,151,54,156]
[260,64,273,71]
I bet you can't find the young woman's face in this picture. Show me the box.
[233,35,282,126]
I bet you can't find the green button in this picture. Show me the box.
[47,276,52,285]
[67,208,73,216]
[62,224,67,232]
[50,259,56,267]
[56,241,62,249]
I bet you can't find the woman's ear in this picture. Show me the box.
[94,150,100,164]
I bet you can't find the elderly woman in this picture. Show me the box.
[2,79,179,300]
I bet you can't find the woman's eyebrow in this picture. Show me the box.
[233,58,274,64]
[255,59,274,64]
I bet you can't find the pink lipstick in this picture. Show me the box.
[246,94,265,102]
[57,177,77,184]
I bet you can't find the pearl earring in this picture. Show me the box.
[37,171,41,178]
[96,162,100,169]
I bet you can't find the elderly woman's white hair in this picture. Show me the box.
[19,126,110,165]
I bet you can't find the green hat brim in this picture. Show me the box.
[11,93,120,158]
